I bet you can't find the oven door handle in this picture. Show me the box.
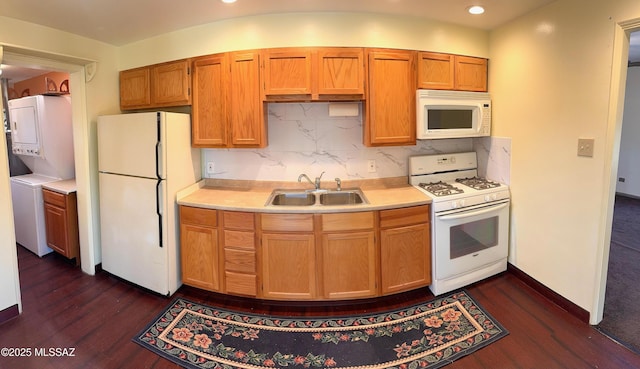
[437,202,509,221]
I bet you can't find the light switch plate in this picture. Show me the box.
[577,138,594,157]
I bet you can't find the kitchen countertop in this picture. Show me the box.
[42,179,77,194]
[177,177,431,213]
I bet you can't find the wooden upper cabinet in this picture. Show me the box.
[263,48,313,98]
[192,54,229,147]
[119,67,151,110]
[455,55,488,92]
[417,52,455,90]
[317,48,365,97]
[229,51,266,147]
[418,52,487,92]
[262,47,365,101]
[192,51,266,148]
[120,59,191,110]
[364,49,417,146]
[151,59,191,106]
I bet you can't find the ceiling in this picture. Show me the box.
[1,0,639,81]
[0,0,556,46]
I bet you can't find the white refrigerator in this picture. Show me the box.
[97,112,201,295]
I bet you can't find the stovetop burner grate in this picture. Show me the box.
[456,176,501,190]
[418,181,464,197]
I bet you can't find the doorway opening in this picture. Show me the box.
[1,46,98,313]
[597,29,640,354]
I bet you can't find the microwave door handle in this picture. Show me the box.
[438,202,509,221]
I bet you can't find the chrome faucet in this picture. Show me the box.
[298,172,325,190]
[335,177,342,191]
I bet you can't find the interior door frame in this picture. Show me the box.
[1,45,98,276]
[592,18,640,325]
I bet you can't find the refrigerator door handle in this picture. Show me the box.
[155,141,163,179]
[156,180,164,248]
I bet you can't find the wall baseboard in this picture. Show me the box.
[508,263,590,324]
[0,304,19,325]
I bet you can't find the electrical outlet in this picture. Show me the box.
[577,138,594,157]
[206,161,215,175]
[367,160,376,173]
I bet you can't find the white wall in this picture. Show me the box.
[489,0,640,321]
[617,66,640,196]
[118,12,489,69]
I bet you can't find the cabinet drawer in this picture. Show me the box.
[261,213,314,232]
[321,212,374,232]
[180,206,217,227]
[380,205,430,229]
[223,211,255,230]
[224,230,255,250]
[43,189,66,208]
[225,249,256,273]
[225,272,257,296]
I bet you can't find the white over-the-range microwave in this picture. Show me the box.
[416,89,491,140]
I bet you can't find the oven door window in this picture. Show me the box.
[427,108,473,129]
[450,216,498,259]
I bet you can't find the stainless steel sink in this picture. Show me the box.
[319,191,364,205]
[266,188,367,206]
[270,192,316,206]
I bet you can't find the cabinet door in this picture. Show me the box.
[230,51,266,147]
[192,54,229,147]
[317,48,365,96]
[261,233,316,300]
[119,67,151,110]
[320,231,377,299]
[263,48,313,98]
[181,223,220,291]
[43,190,79,261]
[365,49,417,146]
[380,223,431,295]
[151,59,191,106]
[44,203,68,255]
[455,56,488,92]
[417,52,455,90]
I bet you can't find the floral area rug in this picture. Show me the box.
[133,291,507,369]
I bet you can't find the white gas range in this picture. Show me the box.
[409,152,510,296]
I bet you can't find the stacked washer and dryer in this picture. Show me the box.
[8,95,75,257]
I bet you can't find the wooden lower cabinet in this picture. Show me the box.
[319,212,377,299]
[320,231,376,299]
[180,206,221,291]
[379,206,431,295]
[222,211,258,296]
[180,205,431,301]
[43,189,79,263]
[261,232,316,299]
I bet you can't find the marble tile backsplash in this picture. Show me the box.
[202,102,510,183]
[474,136,512,185]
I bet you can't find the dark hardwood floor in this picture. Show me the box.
[2,245,640,369]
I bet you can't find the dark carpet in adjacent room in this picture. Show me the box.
[597,194,640,354]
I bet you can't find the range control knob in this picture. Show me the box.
[451,199,465,209]
[484,194,497,202]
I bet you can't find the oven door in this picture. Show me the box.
[432,199,509,280]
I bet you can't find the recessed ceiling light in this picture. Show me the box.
[468,5,485,15]
[221,0,236,3]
